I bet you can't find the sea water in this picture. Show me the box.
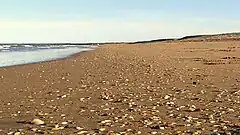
[0,44,95,67]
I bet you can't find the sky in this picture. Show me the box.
[0,0,239,43]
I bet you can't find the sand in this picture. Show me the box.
[0,41,239,134]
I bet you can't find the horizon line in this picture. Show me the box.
[0,31,239,44]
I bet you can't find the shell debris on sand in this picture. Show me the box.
[0,41,240,134]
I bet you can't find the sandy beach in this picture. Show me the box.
[0,41,240,134]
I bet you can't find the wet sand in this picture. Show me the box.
[0,41,239,134]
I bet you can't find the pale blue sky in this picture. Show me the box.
[0,0,239,43]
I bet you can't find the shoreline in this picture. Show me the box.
[0,41,239,134]
[0,47,96,69]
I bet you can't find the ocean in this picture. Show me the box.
[0,44,96,68]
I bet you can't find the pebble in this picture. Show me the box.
[77,131,88,134]
[31,118,45,125]
[14,132,21,135]
[31,128,37,132]
[8,132,14,135]
[61,122,68,125]
[61,95,67,98]
[160,127,165,130]
[99,128,106,132]
[151,131,158,135]
[76,127,84,130]
[101,120,112,124]
[164,95,171,100]
[52,126,65,131]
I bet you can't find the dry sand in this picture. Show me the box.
[0,41,239,135]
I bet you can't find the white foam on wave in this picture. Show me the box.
[37,46,51,49]
[0,45,11,50]
[0,47,92,68]
[24,45,33,47]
